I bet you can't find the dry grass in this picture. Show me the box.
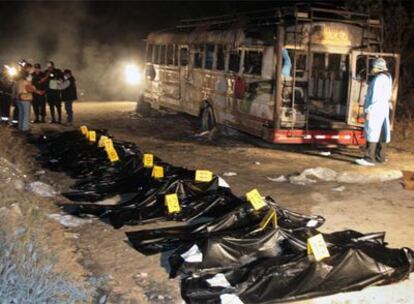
[0,126,90,303]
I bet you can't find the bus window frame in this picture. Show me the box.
[192,44,205,69]
[145,44,153,63]
[204,43,215,70]
[160,45,167,65]
[166,44,174,66]
[228,47,242,74]
[216,44,227,71]
[179,45,189,67]
[153,45,160,65]
[242,46,264,76]
[173,45,179,66]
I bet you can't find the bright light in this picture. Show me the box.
[125,63,142,85]
[5,65,17,77]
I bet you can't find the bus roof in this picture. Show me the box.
[147,4,381,46]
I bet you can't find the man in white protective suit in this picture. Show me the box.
[356,58,393,166]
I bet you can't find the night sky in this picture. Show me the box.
[0,1,294,99]
[0,1,292,61]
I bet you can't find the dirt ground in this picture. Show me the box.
[21,101,414,303]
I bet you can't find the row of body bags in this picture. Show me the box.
[34,131,414,303]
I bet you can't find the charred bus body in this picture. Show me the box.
[141,6,400,146]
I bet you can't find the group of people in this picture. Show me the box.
[0,60,78,132]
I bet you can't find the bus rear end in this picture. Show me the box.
[267,8,400,147]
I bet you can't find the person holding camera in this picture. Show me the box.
[40,61,63,123]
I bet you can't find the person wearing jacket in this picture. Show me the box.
[31,63,47,123]
[12,71,38,132]
[41,61,63,123]
[355,58,393,166]
[60,69,77,124]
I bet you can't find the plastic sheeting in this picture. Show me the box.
[181,244,414,303]
[33,130,145,201]
[126,200,325,257]
[32,130,414,303]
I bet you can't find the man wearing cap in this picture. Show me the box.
[31,63,47,123]
[356,58,393,166]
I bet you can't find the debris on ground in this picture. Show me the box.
[47,213,93,228]
[223,172,237,177]
[332,185,346,192]
[266,175,287,182]
[25,181,57,197]
[13,179,25,190]
[319,151,332,156]
[280,167,403,186]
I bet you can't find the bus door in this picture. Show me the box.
[347,51,400,127]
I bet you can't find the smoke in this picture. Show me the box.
[2,2,143,101]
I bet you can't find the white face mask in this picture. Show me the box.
[26,75,32,82]
[64,75,69,80]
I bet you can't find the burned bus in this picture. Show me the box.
[140,5,400,146]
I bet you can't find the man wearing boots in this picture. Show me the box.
[355,58,392,166]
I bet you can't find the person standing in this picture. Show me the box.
[41,61,63,123]
[13,71,37,132]
[0,67,13,124]
[356,58,393,166]
[31,63,47,123]
[10,61,28,127]
[60,69,77,124]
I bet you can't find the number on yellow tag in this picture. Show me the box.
[80,125,88,135]
[259,208,277,230]
[104,138,114,152]
[143,153,154,168]
[152,166,164,179]
[107,147,119,163]
[98,136,108,148]
[88,131,96,142]
[195,170,213,182]
[165,193,181,214]
[307,234,330,262]
[246,189,266,210]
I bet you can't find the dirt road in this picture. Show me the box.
[31,101,414,303]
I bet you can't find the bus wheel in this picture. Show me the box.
[200,105,215,131]
[136,97,152,117]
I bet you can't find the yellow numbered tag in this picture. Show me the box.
[88,131,96,142]
[98,136,108,148]
[107,147,119,163]
[80,125,88,135]
[152,166,164,179]
[165,193,181,214]
[104,138,114,152]
[143,153,154,168]
[259,208,277,230]
[195,170,213,182]
[307,234,330,262]
[246,189,266,210]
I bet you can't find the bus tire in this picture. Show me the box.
[200,104,215,131]
[136,98,152,117]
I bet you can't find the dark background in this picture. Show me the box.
[0,1,412,101]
